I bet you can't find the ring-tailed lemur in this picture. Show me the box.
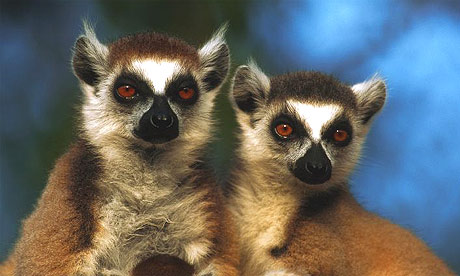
[228,61,454,276]
[0,23,238,276]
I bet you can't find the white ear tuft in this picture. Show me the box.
[198,23,228,59]
[72,21,109,89]
[198,24,230,91]
[247,59,270,95]
[230,59,270,114]
[81,21,106,51]
[352,74,386,124]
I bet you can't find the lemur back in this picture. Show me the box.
[0,24,238,276]
[228,62,454,275]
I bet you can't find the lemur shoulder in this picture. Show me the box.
[0,24,238,276]
[228,62,454,276]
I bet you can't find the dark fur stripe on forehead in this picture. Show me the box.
[108,32,199,66]
[268,72,357,109]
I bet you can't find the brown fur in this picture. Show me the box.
[2,140,101,276]
[276,188,454,275]
[0,255,15,276]
[269,72,357,110]
[108,32,199,67]
[202,184,240,276]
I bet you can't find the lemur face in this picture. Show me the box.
[231,62,386,187]
[72,24,229,149]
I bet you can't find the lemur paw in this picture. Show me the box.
[264,270,309,276]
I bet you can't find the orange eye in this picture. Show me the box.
[117,85,136,98]
[275,123,293,137]
[333,129,348,142]
[178,87,195,100]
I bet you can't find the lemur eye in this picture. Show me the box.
[333,129,349,142]
[275,123,294,138]
[327,121,352,146]
[178,87,195,100]
[116,85,137,99]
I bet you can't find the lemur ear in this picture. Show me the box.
[198,24,230,91]
[351,75,387,124]
[231,60,270,114]
[72,22,109,87]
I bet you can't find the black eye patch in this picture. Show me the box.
[270,114,307,141]
[113,72,153,103]
[323,119,353,146]
[166,73,199,105]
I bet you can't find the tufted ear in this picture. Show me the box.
[351,75,387,124]
[72,22,109,88]
[230,60,270,114]
[198,24,230,92]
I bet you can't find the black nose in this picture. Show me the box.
[150,113,174,129]
[293,143,332,185]
[306,160,329,177]
[134,95,179,144]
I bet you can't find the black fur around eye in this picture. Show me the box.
[174,85,198,104]
[167,74,199,105]
[113,73,151,104]
[271,116,301,141]
[325,121,353,147]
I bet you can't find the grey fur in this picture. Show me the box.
[72,22,109,88]
[231,61,270,114]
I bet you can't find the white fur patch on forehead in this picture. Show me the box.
[288,101,342,140]
[131,59,181,94]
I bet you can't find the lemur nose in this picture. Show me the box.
[292,143,332,185]
[306,161,329,176]
[150,113,174,129]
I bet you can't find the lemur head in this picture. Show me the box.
[72,23,229,155]
[231,61,386,189]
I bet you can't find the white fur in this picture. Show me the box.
[288,101,342,141]
[351,74,383,96]
[351,75,387,123]
[77,22,109,96]
[247,60,270,95]
[184,239,213,265]
[77,150,214,275]
[82,22,108,59]
[131,60,181,94]
[198,23,227,61]
[265,270,308,276]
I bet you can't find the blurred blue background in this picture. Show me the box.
[1,0,459,271]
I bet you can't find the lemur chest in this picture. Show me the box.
[89,175,213,273]
[233,191,300,274]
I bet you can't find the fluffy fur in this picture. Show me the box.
[1,24,238,276]
[228,62,454,275]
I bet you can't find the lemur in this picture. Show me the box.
[228,61,454,276]
[0,24,239,276]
